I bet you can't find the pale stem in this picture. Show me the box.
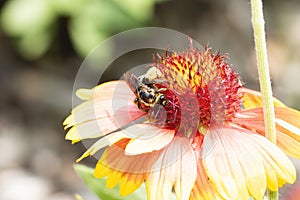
[250,0,278,199]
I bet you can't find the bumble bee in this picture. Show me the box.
[124,71,167,112]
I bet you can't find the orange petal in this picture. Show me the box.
[277,131,300,159]
[93,138,164,196]
[93,161,112,178]
[234,107,300,159]
[97,139,162,174]
[119,173,145,196]
[232,108,265,133]
[146,137,197,200]
[94,162,147,196]
[241,88,286,109]
[190,159,217,200]
[76,130,128,162]
[106,170,122,188]
[203,126,295,199]
[275,107,300,142]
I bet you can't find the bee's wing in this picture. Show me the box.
[124,71,143,93]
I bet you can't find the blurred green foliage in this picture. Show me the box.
[0,0,159,59]
[74,164,146,200]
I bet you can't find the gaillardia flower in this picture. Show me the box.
[64,47,300,200]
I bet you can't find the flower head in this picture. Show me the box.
[64,47,300,200]
[152,48,243,130]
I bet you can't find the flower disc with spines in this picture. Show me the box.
[149,47,243,135]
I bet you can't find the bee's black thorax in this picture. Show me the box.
[124,71,168,113]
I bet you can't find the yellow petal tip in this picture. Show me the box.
[76,150,92,162]
[76,89,94,100]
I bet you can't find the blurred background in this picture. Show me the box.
[0,0,300,199]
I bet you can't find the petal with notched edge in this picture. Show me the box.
[202,126,295,200]
[93,139,162,195]
[94,161,147,196]
[202,127,250,200]
[221,129,266,199]
[146,137,197,200]
[250,134,296,186]
[97,139,162,174]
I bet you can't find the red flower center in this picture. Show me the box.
[136,47,243,136]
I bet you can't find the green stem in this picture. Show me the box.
[250,0,278,200]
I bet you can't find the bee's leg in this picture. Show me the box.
[154,106,161,119]
[155,94,167,106]
[135,98,148,112]
[134,98,142,109]
[148,105,159,120]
